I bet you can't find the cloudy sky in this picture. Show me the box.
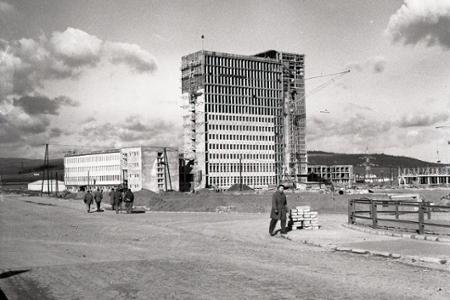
[0,0,449,162]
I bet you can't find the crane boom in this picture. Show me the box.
[305,69,350,81]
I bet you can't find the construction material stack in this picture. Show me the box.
[289,206,320,230]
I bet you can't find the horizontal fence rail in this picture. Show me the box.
[348,198,450,235]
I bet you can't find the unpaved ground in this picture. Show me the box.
[1,194,450,299]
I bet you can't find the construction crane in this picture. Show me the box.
[280,68,350,188]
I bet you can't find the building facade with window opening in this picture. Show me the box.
[181,50,306,190]
[64,146,179,192]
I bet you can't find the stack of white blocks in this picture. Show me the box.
[290,206,320,230]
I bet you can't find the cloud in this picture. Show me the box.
[368,56,386,73]
[0,109,51,144]
[50,27,103,67]
[307,109,448,157]
[105,42,157,73]
[308,113,392,143]
[0,27,158,98]
[13,95,79,115]
[0,1,14,14]
[84,116,96,123]
[80,116,180,147]
[346,56,386,74]
[397,112,450,128]
[49,128,63,138]
[386,0,450,50]
[344,103,374,112]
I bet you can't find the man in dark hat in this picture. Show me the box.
[109,188,115,210]
[83,189,94,213]
[113,188,123,214]
[123,188,135,214]
[94,188,103,212]
[269,184,288,237]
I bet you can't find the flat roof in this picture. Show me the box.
[64,149,120,158]
[64,146,179,157]
[183,49,304,63]
[183,50,279,63]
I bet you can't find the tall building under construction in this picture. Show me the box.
[181,50,306,190]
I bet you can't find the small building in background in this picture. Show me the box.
[64,146,179,193]
[28,180,66,192]
[307,165,354,186]
[398,166,450,187]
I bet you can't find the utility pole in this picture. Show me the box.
[239,154,243,191]
[40,144,50,196]
[163,148,173,191]
[55,171,59,194]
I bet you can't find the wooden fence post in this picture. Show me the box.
[426,202,431,220]
[371,200,378,229]
[418,203,425,234]
[348,199,354,224]
[395,202,399,219]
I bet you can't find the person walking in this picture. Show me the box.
[269,184,288,237]
[113,188,123,214]
[109,188,115,210]
[123,188,135,214]
[94,188,103,212]
[83,189,94,213]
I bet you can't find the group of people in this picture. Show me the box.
[84,184,286,235]
[109,187,135,214]
[83,187,134,214]
[83,188,104,213]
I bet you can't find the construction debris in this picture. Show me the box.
[289,205,320,230]
[215,205,237,213]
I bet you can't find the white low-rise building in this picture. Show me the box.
[28,180,66,192]
[64,146,179,192]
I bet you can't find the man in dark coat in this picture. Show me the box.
[113,188,123,214]
[94,188,103,212]
[109,188,115,210]
[269,184,288,236]
[123,188,135,214]
[83,189,94,213]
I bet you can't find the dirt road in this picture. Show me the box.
[1,194,450,299]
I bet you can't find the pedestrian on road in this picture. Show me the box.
[83,189,94,213]
[94,188,103,212]
[113,188,123,214]
[109,188,115,210]
[269,184,288,237]
[123,188,135,214]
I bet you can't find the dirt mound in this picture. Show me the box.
[435,193,450,206]
[227,184,253,191]
[195,188,215,194]
[63,191,84,200]
[134,189,164,207]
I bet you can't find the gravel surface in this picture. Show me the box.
[1,194,450,299]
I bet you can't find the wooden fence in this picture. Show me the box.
[348,198,450,234]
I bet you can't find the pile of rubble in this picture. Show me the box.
[215,205,237,213]
[289,205,320,230]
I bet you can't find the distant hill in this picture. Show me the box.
[307,151,444,168]
[0,158,64,175]
[0,151,446,180]
[308,151,447,178]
